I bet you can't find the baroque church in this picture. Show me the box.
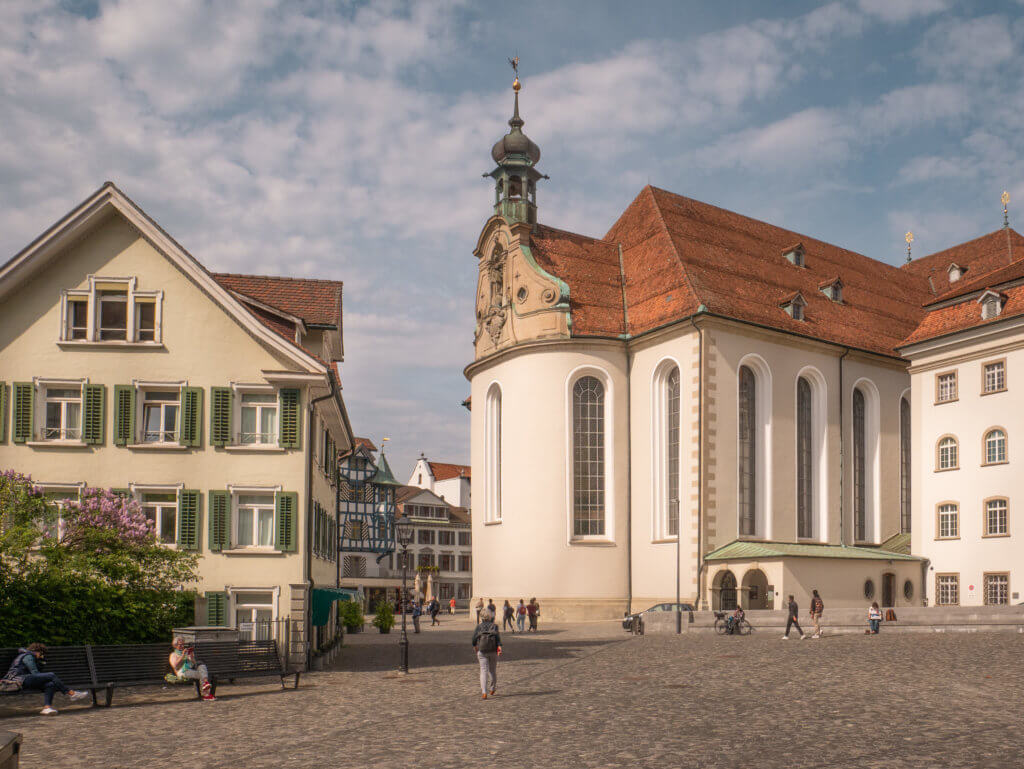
[466,75,1024,620]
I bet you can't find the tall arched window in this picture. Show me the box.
[900,397,911,533]
[484,384,502,523]
[853,388,867,541]
[937,436,959,470]
[666,366,680,536]
[573,376,605,537]
[738,366,757,536]
[984,428,1007,465]
[797,377,813,539]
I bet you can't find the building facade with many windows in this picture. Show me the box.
[465,79,1023,619]
[899,244,1024,606]
[396,486,472,607]
[0,183,355,661]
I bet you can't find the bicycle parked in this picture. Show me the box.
[714,610,752,636]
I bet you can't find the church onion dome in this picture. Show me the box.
[491,80,541,165]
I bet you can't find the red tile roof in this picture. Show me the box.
[428,461,471,481]
[928,251,1024,303]
[900,228,1023,297]
[353,437,377,452]
[531,186,931,357]
[212,273,342,327]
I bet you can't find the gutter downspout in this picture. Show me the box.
[689,311,706,617]
[838,348,850,547]
[306,376,337,669]
[618,243,633,618]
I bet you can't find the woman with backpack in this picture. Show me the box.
[472,608,502,699]
[2,643,90,715]
[502,600,516,633]
[809,589,825,639]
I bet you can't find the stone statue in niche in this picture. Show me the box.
[482,245,507,344]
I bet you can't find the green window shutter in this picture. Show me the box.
[0,382,7,443]
[12,382,34,443]
[205,591,227,626]
[210,387,232,447]
[208,490,230,552]
[275,491,298,552]
[278,388,301,448]
[179,387,203,447]
[177,489,201,551]
[82,384,106,445]
[113,385,136,446]
[112,488,131,498]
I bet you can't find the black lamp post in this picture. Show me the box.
[395,517,413,674]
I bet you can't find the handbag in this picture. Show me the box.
[0,677,23,693]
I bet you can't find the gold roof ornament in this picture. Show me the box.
[509,55,521,92]
[1003,190,1010,228]
[905,231,914,264]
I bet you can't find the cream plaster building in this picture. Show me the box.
[407,456,471,509]
[0,183,355,662]
[899,232,1024,607]
[465,79,1020,620]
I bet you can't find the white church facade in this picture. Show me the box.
[466,76,1023,619]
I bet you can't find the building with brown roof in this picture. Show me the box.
[463,79,1024,620]
[407,454,471,510]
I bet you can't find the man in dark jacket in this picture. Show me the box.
[2,643,90,715]
[781,595,806,640]
[472,609,503,699]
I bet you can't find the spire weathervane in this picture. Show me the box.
[905,231,914,264]
[508,55,521,91]
[1002,190,1010,228]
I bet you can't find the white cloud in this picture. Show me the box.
[916,15,1017,77]
[857,0,951,24]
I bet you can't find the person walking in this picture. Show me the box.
[502,600,516,633]
[809,589,825,639]
[430,598,441,626]
[472,608,502,699]
[527,598,540,632]
[516,599,527,632]
[412,599,422,634]
[867,602,883,634]
[781,594,805,640]
[486,598,496,622]
[449,596,456,615]
[2,643,90,715]
[475,597,484,624]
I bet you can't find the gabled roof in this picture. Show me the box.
[353,437,378,452]
[212,273,342,328]
[428,461,471,481]
[901,227,1024,296]
[530,186,930,357]
[705,540,920,562]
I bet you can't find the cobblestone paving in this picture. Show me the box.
[1,618,1020,768]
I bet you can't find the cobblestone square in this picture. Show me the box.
[1,620,1019,768]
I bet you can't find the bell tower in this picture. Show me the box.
[486,61,547,227]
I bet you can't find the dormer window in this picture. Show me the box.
[819,277,844,303]
[781,293,807,321]
[979,290,1005,320]
[947,263,965,283]
[783,243,806,267]
[60,276,162,345]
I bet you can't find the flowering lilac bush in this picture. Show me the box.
[58,486,155,549]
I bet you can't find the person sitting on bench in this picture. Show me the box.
[168,637,216,701]
[725,606,745,635]
[2,643,90,715]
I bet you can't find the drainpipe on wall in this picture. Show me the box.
[306,377,337,669]
[617,243,633,618]
[838,348,850,548]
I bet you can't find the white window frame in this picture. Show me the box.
[36,379,86,443]
[138,385,183,444]
[36,481,85,540]
[484,381,502,524]
[737,354,773,541]
[651,359,682,542]
[937,503,959,539]
[937,436,959,470]
[58,276,163,345]
[936,574,959,606]
[228,485,282,551]
[565,365,615,544]
[936,372,958,403]
[131,482,184,548]
[795,367,829,543]
[227,586,280,641]
[983,361,1006,394]
[984,498,1008,537]
[983,429,1007,465]
[231,384,280,446]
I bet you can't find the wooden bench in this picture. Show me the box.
[195,640,299,696]
[0,647,105,706]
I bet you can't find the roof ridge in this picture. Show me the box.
[535,222,616,246]
[907,227,1022,267]
[212,271,344,287]
[644,186,704,307]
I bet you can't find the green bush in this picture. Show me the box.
[372,601,395,631]
[339,599,365,630]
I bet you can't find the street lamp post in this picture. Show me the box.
[395,518,413,674]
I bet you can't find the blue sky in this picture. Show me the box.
[1,0,1022,476]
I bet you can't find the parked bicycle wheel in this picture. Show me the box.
[737,619,752,636]
[714,618,727,635]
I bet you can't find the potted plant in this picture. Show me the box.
[339,599,365,633]
[373,601,395,634]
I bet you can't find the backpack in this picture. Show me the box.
[1,653,29,692]
[477,628,498,653]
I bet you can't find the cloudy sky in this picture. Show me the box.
[2,0,1022,476]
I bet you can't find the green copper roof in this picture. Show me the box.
[879,532,912,555]
[369,452,401,486]
[705,540,920,562]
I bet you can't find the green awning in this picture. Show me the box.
[311,587,360,626]
[704,540,920,562]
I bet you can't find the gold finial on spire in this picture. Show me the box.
[1002,190,1010,228]
[905,231,914,263]
[508,55,521,91]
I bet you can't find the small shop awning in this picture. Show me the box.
[311,587,361,626]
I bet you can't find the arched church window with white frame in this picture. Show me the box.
[900,396,911,533]
[666,366,680,537]
[853,387,867,541]
[484,383,502,523]
[653,362,682,539]
[738,365,757,537]
[796,377,813,539]
[573,376,605,537]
